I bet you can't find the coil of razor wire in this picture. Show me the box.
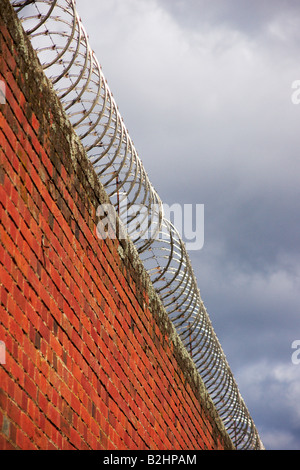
[10,0,264,450]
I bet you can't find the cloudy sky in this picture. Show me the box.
[76,0,300,450]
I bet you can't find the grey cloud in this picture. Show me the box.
[156,0,300,38]
[234,361,300,449]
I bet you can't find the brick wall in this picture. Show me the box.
[0,0,234,451]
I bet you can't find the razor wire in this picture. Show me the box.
[10,0,264,450]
